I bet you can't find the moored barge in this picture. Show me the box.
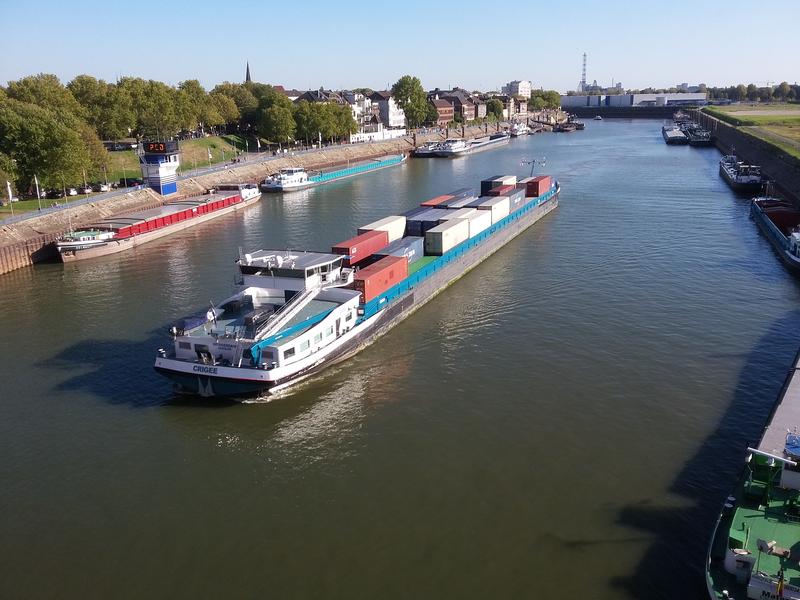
[56,183,261,262]
[720,154,765,194]
[750,196,800,272]
[259,154,405,192]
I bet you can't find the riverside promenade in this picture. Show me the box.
[0,120,545,275]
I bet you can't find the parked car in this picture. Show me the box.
[78,185,93,195]
[92,183,110,192]
[46,189,64,199]
[65,188,78,196]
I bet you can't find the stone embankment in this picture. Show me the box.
[0,123,508,275]
[696,111,800,203]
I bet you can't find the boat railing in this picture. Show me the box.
[254,288,318,340]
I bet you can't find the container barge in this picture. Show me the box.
[56,183,261,262]
[751,196,800,272]
[259,154,406,192]
[706,347,800,600]
[154,173,560,397]
[720,153,765,194]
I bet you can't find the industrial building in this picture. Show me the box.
[560,92,707,108]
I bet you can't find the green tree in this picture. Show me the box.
[775,82,791,101]
[0,98,92,189]
[390,75,429,128]
[209,93,240,125]
[7,73,85,119]
[0,151,16,196]
[486,98,504,120]
[293,100,319,143]
[254,86,296,141]
[212,82,258,122]
[68,75,135,140]
[745,84,757,101]
[425,102,438,125]
[119,78,180,138]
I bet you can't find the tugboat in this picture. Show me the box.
[683,123,714,146]
[719,152,764,193]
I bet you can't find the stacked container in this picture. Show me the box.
[438,208,477,222]
[424,218,470,255]
[375,236,424,264]
[486,184,516,197]
[506,188,528,212]
[480,176,505,196]
[420,194,454,208]
[466,196,510,224]
[526,176,552,197]
[406,209,452,237]
[441,196,476,209]
[331,230,389,267]
[466,210,492,237]
[351,255,409,304]
[357,215,406,243]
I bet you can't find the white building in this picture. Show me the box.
[369,91,406,129]
[502,80,532,98]
[342,91,373,128]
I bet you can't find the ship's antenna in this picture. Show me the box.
[521,157,547,178]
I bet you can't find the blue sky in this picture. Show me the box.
[1,0,797,92]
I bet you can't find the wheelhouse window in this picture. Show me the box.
[299,340,310,351]
[283,347,295,359]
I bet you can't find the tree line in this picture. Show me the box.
[706,82,798,102]
[0,74,358,195]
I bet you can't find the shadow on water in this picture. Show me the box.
[40,330,345,412]
[39,327,244,408]
[611,309,800,599]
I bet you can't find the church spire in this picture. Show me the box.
[245,61,252,83]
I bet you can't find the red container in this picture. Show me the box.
[332,230,389,266]
[525,176,551,197]
[117,226,132,237]
[420,194,454,208]
[486,185,515,197]
[351,255,408,304]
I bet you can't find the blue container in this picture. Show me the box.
[480,176,503,196]
[376,236,425,264]
[406,209,451,237]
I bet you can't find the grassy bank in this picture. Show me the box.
[104,136,260,182]
[703,104,800,159]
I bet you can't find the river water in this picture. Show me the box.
[2,120,800,599]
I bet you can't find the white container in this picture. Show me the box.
[497,175,517,187]
[467,209,492,237]
[438,208,477,222]
[358,215,406,243]
[468,196,510,224]
[424,219,470,255]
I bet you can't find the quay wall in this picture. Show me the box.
[0,125,497,276]
[695,111,800,203]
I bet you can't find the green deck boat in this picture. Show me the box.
[707,352,800,599]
